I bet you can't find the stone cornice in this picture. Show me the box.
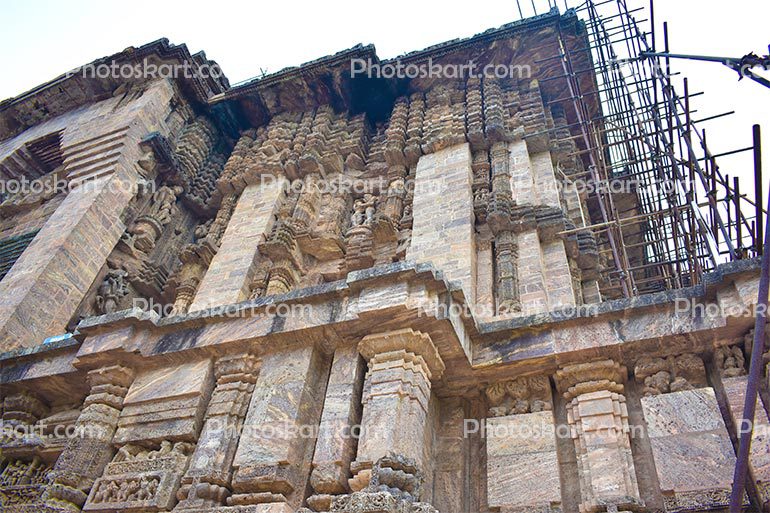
[0,258,762,400]
[0,38,231,142]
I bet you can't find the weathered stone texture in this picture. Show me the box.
[486,411,562,512]
[230,344,330,509]
[641,387,737,512]
[190,178,288,311]
[0,11,766,513]
[407,143,476,303]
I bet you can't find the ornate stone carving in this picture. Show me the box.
[175,354,259,510]
[715,345,747,378]
[0,457,52,510]
[307,346,366,511]
[485,375,553,417]
[332,455,436,513]
[95,267,129,315]
[634,353,707,397]
[350,330,443,494]
[84,441,194,511]
[43,365,134,511]
[123,185,183,254]
[167,193,238,314]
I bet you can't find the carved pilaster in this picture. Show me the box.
[494,230,520,314]
[555,360,643,513]
[169,193,238,315]
[174,354,260,510]
[347,329,444,505]
[307,345,366,512]
[486,142,513,233]
[43,365,134,512]
[229,344,330,510]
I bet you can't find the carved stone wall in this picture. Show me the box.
[635,353,739,512]
[0,12,765,513]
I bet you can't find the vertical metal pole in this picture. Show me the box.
[730,125,770,513]
[729,177,770,511]
[755,125,764,256]
[734,176,742,253]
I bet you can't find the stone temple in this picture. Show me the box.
[0,6,768,513]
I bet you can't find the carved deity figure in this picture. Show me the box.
[96,267,129,314]
[148,185,183,226]
[715,345,746,377]
[351,194,377,227]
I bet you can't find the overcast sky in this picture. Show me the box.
[1,0,768,202]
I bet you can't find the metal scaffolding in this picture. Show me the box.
[523,0,765,299]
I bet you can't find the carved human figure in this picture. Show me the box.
[351,194,377,227]
[715,345,746,377]
[96,267,129,314]
[150,185,184,226]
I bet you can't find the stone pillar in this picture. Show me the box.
[174,353,260,510]
[81,360,213,512]
[407,143,476,303]
[432,398,469,513]
[44,365,134,511]
[484,374,561,512]
[715,345,770,508]
[494,231,521,314]
[348,329,445,495]
[307,345,366,511]
[516,230,547,314]
[229,344,330,511]
[509,140,576,314]
[555,359,643,513]
[189,177,288,311]
[1,391,48,437]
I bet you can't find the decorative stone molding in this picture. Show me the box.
[307,345,366,511]
[332,455,436,513]
[349,330,443,502]
[229,345,329,510]
[84,441,195,512]
[357,329,444,381]
[554,359,626,400]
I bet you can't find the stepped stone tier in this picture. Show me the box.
[0,8,768,513]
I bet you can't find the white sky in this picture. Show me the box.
[1,0,768,202]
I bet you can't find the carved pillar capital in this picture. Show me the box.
[357,328,444,381]
[348,330,442,507]
[554,358,626,401]
[2,391,48,431]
